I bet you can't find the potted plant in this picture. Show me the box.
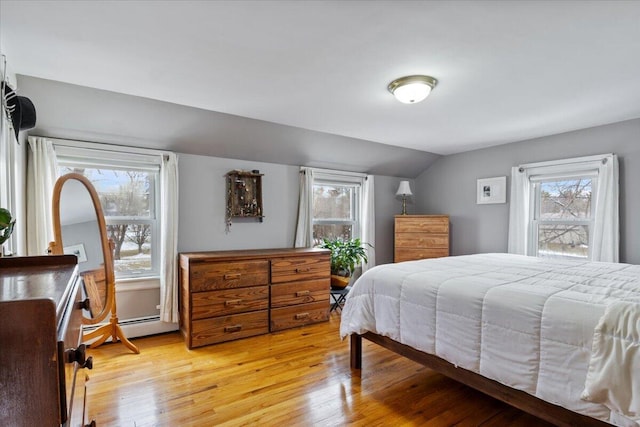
[318,237,370,289]
[0,208,16,256]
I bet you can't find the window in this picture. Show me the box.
[531,176,594,259]
[295,167,375,270]
[56,145,161,278]
[509,153,618,262]
[310,171,366,245]
[313,181,361,243]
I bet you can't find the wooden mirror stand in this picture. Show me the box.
[50,173,139,354]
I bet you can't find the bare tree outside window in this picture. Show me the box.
[107,224,129,260]
[537,178,592,259]
[312,183,359,244]
[127,224,152,254]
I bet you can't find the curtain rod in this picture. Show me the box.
[518,153,613,172]
[299,166,368,178]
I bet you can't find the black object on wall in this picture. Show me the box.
[2,82,37,139]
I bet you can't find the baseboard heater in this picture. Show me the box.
[83,315,178,342]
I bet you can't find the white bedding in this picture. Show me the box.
[583,301,640,421]
[339,253,640,426]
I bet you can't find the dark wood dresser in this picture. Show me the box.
[179,248,330,348]
[0,256,94,427]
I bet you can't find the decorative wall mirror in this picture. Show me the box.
[50,173,139,354]
[225,170,264,230]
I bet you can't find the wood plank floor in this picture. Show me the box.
[86,312,554,426]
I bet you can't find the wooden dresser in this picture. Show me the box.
[179,248,330,349]
[394,215,450,262]
[0,256,94,427]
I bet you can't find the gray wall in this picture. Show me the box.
[178,153,407,265]
[15,74,427,265]
[416,118,640,264]
[374,175,417,265]
[11,74,416,326]
[178,154,299,252]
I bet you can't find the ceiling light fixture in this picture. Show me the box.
[388,75,438,104]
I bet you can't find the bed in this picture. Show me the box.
[340,253,640,427]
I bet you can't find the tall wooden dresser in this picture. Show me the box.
[0,256,94,427]
[179,248,330,349]
[394,215,450,262]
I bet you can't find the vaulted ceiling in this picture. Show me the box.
[2,1,640,158]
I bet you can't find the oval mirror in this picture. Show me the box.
[50,173,114,325]
[51,173,139,354]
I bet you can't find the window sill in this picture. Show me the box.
[115,276,160,291]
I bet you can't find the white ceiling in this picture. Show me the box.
[2,1,640,156]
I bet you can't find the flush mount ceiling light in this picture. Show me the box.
[388,75,438,104]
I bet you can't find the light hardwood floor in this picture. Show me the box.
[86,312,553,426]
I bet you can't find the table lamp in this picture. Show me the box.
[396,181,413,215]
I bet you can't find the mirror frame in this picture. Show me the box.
[50,173,115,325]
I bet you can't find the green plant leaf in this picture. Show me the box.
[317,237,372,276]
[0,208,16,245]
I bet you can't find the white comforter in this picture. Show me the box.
[340,253,640,426]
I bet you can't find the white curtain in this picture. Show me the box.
[507,166,530,255]
[159,153,180,323]
[591,155,619,263]
[361,175,376,272]
[26,136,58,255]
[294,167,314,248]
[0,99,17,254]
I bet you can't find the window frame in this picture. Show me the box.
[527,171,598,259]
[311,170,365,244]
[54,141,163,279]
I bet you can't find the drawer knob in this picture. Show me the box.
[295,313,310,320]
[224,325,242,333]
[224,273,241,280]
[65,344,87,365]
[225,299,243,307]
[295,290,310,297]
[295,268,311,273]
[77,298,91,311]
[82,356,94,370]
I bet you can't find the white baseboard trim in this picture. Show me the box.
[120,316,178,338]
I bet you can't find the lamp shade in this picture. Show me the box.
[396,180,413,196]
[388,75,438,104]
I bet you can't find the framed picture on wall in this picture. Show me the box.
[477,176,506,204]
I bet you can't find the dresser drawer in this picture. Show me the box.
[271,279,329,308]
[190,260,269,291]
[271,256,330,284]
[395,248,449,263]
[395,233,449,248]
[191,311,269,347]
[395,217,449,233]
[270,301,329,331]
[191,285,269,319]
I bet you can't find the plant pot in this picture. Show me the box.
[331,274,350,289]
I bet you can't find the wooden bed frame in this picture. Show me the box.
[350,332,611,427]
